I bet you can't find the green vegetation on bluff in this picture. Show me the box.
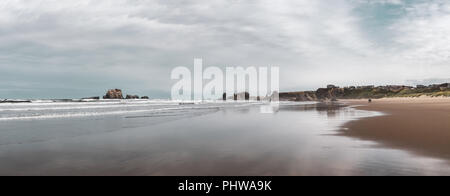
[341,88,450,99]
[280,83,450,101]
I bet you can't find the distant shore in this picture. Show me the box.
[280,83,450,102]
[340,97,450,162]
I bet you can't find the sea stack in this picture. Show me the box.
[245,92,250,101]
[103,89,124,99]
[126,95,139,99]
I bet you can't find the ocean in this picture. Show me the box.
[0,100,449,175]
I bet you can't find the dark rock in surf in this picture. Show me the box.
[126,95,139,99]
[82,96,100,100]
[0,99,32,103]
[103,89,124,99]
[245,92,250,101]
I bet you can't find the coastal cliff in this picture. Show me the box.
[280,83,450,101]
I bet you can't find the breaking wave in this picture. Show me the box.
[0,100,265,121]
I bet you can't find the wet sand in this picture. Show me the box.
[341,97,450,161]
[3,101,450,175]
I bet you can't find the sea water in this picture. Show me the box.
[0,100,449,175]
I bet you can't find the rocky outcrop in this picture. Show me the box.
[126,95,139,99]
[103,89,123,99]
[141,96,149,99]
[82,96,100,100]
[231,92,251,100]
[279,91,317,101]
[316,88,335,101]
[280,87,342,101]
[318,87,345,101]
[0,99,32,103]
[281,82,450,102]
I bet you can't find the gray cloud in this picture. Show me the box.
[0,0,449,98]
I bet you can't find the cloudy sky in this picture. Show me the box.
[1,0,449,98]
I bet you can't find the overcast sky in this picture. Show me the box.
[1,0,450,98]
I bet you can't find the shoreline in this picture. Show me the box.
[339,97,450,162]
[2,98,450,175]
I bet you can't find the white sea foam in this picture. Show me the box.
[0,103,180,112]
[0,99,178,107]
[0,106,223,121]
[0,100,292,121]
[0,100,266,121]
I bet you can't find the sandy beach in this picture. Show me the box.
[341,97,450,162]
[5,100,450,175]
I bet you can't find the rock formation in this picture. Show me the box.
[103,89,123,99]
[0,99,31,103]
[233,92,250,100]
[279,91,317,101]
[141,96,149,99]
[82,96,100,100]
[280,82,450,101]
[316,88,334,101]
[126,95,139,99]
